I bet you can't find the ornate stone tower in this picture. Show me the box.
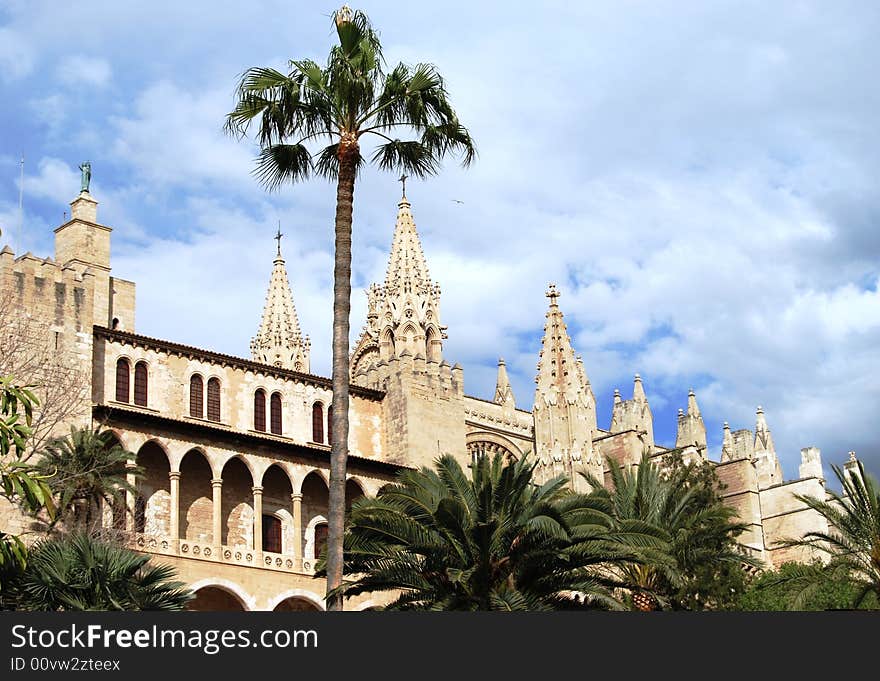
[351,189,465,468]
[250,233,310,372]
[753,406,784,488]
[532,284,601,491]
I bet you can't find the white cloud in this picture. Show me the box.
[56,55,112,88]
[0,27,34,80]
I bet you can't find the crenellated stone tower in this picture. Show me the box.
[532,284,601,491]
[351,189,465,469]
[250,233,310,372]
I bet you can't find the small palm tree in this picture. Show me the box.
[36,426,139,530]
[225,7,474,609]
[327,453,628,610]
[773,460,880,609]
[584,455,759,610]
[11,532,192,611]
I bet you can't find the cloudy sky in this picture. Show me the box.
[1,1,878,481]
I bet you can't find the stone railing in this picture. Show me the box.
[127,533,307,575]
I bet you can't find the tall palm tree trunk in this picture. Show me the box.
[326,143,357,610]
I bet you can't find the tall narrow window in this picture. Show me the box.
[253,389,266,432]
[270,392,282,435]
[115,358,130,403]
[327,404,333,446]
[133,362,148,407]
[206,378,221,422]
[262,515,282,553]
[190,375,204,418]
[311,402,324,443]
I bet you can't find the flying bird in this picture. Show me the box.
[451,199,464,204]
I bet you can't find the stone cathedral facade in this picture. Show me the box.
[0,183,863,610]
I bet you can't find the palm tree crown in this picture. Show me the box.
[36,426,138,529]
[331,453,626,611]
[583,455,759,610]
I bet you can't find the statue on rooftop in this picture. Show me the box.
[79,161,91,193]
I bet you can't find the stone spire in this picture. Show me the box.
[250,235,310,372]
[532,284,599,491]
[720,421,735,462]
[350,191,445,382]
[383,193,432,297]
[753,406,783,488]
[494,358,515,409]
[610,373,654,449]
[675,388,707,449]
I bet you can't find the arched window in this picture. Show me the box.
[262,515,282,553]
[133,362,148,407]
[311,402,324,443]
[253,389,266,432]
[206,378,221,422]
[115,358,130,403]
[327,404,333,446]
[270,392,283,435]
[190,375,204,418]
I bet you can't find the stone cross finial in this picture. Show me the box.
[545,283,560,305]
[275,221,283,257]
[849,451,857,462]
[398,173,408,199]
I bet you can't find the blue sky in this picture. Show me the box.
[1,1,878,480]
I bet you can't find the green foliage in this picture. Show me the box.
[7,532,193,611]
[325,453,632,610]
[773,461,880,608]
[583,455,760,610]
[0,377,55,593]
[224,7,475,190]
[738,561,872,611]
[35,425,139,529]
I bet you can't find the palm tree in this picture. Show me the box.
[583,455,759,610]
[225,7,474,609]
[35,425,139,530]
[326,453,629,610]
[10,532,192,611]
[772,460,880,609]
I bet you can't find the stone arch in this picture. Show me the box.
[266,589,325,612]
[425,325,442,363]
[466,431,522,462]
[220,456,255,548]
[353,600,382,611]
[187,579,253,611]
[379,327,395,360]
[179,447,214,542]
[303,514,328,565]
[296,468,329,494]
[262,464,294,554]
[135,440,171,536]
[398,322,421,355]
[345,477,366,510]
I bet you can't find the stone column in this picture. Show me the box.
[291,493,303,567]
[169,471,181,547]
[125,462,138,533]
[253,486,263,558]
[211,478,223,552]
